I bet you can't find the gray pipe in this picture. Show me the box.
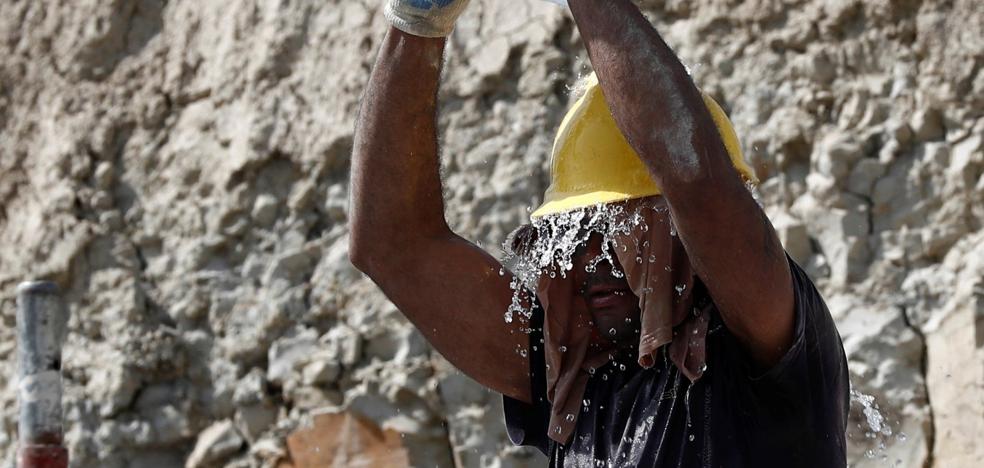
[16,281,68,446]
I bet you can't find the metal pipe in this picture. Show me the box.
[16,281,69,468]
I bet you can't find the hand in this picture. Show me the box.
[385,0,471,38]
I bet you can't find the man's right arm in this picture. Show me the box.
[349,27,533,403]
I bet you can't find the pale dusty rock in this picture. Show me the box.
[949,133,982,189]
[235,403,279,442]
[186,420,245,468]
[772,212,813,265]
[910,108,945,142]
[794,194,871,287]
[920,236,984,468]
[847,158,885,196]
[323,183,349,222]
[301,359,340,386]
[321,325,362,367]
[252,194,280,227]
[248,437,286,462]
[0,0,980,467]
[813,132,863,181]
[267,329,320,386]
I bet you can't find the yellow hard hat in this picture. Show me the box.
[530,74,758,219]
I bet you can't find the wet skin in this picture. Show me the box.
[571,234,641,348]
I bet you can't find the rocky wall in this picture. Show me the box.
[0,0,980,467]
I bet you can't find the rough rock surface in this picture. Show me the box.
[0,0,980,467]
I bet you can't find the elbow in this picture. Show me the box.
[348,231,376,275]
[348,225,406,278]
[348,207,387,275]
[348,215,452,276]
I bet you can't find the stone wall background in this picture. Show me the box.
[0,0,980,467]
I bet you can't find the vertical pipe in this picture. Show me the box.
[16,281,69,468]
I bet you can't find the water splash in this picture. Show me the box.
[848,387,914,465]
[502,202,659,325]
[851,388,892,437]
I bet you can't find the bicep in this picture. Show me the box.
[365,233,533,403]
[665,152,795,368]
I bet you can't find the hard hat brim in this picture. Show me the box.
[529,190,660,219]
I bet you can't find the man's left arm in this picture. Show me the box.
[568,0,795,368]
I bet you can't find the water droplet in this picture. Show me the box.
[608,328,617,335]
[588,367,596,375]
[498,268,505,276]
[532,345,538,351]
[554,426,562,434]
[566,413,575,422]
[625,317,632,323]
[699,363,708,373]
[688,434,695,442]
[519,349,528,357]
[559,346,568,352]
[582,399,590,406]
[619,364,627,371]
[675,284,687,295]
[602,374,608,381]
[648,254,656,263]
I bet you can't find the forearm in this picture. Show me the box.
[567,0,734,191]
[350,28,449,267]
[569,1,794,365]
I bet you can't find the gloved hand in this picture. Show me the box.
[385,0,471,38]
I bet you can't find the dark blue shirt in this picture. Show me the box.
[503,258,850,467]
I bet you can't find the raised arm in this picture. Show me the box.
[567,0,795,368]
[349,27,532,402]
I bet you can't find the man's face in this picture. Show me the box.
[571,233,641,346]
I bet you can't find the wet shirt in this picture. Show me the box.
[503,259,850,467]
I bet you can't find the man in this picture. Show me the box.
[350,0,850,466]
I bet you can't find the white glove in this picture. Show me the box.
[385,0,471,38]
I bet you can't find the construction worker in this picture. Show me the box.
[350,0,850,466]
